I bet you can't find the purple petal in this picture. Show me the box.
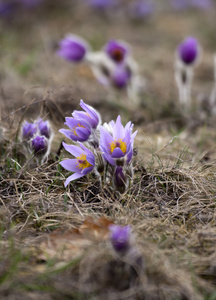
[82,165,94,175]
[59,129,84,142]
[111,147,125,158]
[62,142,83,157]
[60,159,80,173]
[76,127,91,140]
[64,173,84,187]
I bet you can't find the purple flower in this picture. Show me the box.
[177,36,199,65]
[59,117,91,142]
[111,65,131,88]
[100,115,137,166]
[37,118,51,139]
[72,99,101,129]
[128,0,155,20]
[170,0,190,10]
[30,135,48,156]
[87,0,117,10]
[0,2,15,16]
[57,35,89,63]
[21,121,37,141]
[109,224,131,253]
[60,142,95,187]
[104,40,129,64]
[190,0,212,10]
[114,166,128,193]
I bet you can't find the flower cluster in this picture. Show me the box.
[20,118,53,164]
[57,35,142,105]
[59,100,137,193]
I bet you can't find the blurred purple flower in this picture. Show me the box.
[190,0,212,10]
[100,115,137,166]
[128,0,155,20]
[177,36,199,65]
[59,118,91,142]
[86,0,117,10]
[104,40,129,64]
[111,65,131,88]
[37,118,51,139]
[30,135,48,156]
[170,0,189,10]
[60,142,95,187]
[72,99,101,129]
[21,121,37,141]
[57,35,89,63]
[0,2,15,16]
[109,224,131,253]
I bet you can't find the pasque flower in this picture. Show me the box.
[30,135,48,156]
[100,115,137,166]
[109,224,131,253]
[72,99,101,129]
[37,118,51,139]
[177,36,199,65]
[21,121,37,141]
[111,65,131,88]
[104,40,129,64]
[60,142,95,187]
[59,118,91,142]
[57,35,89,63]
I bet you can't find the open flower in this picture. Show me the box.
[100,115,137,166]
[57,34,89,63]
[177,36,200,65]
[72,99,101,129]
[21,121,37,141]
[60,142,95,187]
[104,40,130,64]
[109,224,131,253]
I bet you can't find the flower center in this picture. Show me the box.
[72,123,84,136]
[110,139,127,154]
[76,153,92,170]
[111,49,124,62]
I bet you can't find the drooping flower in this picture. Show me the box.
[60,142,95,187]
[109,224,131,253]
[100,115,137,166]
[104,40,130,64]
[177,36,199,65]
[21,121,37,141]
[72,99,101,129]
[30,135,48,156]
[37,118,51,139]
[57,34,89,63]
[59,117,91,142]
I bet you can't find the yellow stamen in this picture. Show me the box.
[110,139,127,154]
[72,123,84,136]
[76,153,92,170]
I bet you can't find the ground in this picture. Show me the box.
[0,1,216,299]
